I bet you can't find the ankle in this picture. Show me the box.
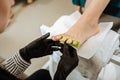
[80,14,99,25]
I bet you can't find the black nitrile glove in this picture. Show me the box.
[54,43,79,80]
[19,33,61,63]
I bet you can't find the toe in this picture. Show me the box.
[66,38,73,44]
[60,36,67,43]
[73,40,78,45]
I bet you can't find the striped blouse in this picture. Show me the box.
[0,51,30,77]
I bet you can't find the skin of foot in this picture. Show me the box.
[52,17,100,47]
[52,0,110,47]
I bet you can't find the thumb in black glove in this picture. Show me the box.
[19,33,61,63]
[53,43,79,80]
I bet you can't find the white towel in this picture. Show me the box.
[40,11,119,61]
[40,11,119,80]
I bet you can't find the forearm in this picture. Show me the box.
[0,51,30,77]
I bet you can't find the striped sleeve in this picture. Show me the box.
[0,51,30,77]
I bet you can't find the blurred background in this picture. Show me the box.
[0,0,75,76]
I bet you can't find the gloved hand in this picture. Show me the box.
[53,43,79,80]
[19,33,61,63]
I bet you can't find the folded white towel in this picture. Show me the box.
[40,11,119,61]
[40,11,119,80]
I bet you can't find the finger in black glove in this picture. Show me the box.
[54,43,79,80]
[19,33,61,62]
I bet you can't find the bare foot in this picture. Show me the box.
[52,20,100,47]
